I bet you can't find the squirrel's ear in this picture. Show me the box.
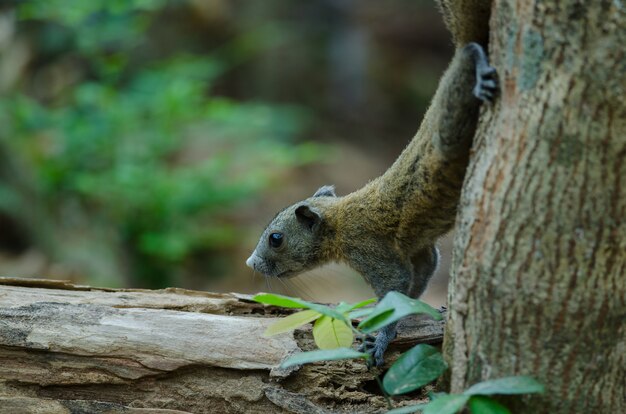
[295,204,321,231]
[313,185,336,198]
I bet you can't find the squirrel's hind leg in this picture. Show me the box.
[408,245,440,298]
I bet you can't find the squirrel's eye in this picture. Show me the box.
[269,232,284,248]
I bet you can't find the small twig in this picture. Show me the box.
[375,373,394,410]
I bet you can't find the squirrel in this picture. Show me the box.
[246,42,497,366]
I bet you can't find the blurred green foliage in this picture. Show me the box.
[0,0,324,287]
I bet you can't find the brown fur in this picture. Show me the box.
[437,0,492,48]
[317,45,485,293]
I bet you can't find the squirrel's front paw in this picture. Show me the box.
[473,65,498,102]
[357,334,386,367]
[464,42,498,103]
[357,326,396,367]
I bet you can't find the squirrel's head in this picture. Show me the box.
[246,185,337,278]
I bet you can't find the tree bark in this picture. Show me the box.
[444,1,625,413]
[0,277,444,414]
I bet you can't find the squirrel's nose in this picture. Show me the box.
[245,254,256,269]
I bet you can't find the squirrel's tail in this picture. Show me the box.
[436,0,491,48]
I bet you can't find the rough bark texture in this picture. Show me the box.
[0,278,444,413]
[444,0,626,413]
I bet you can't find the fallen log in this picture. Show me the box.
[0,278,444,413]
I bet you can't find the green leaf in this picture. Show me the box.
[348,297,377,310]
[468,396,512,414]
[280,348,369,369]
[358,291,441,333]
[358,308,394,330]
[306,303,349,322]
[386,403,427,414]
[336,298,376,314]
[383,344,448,395]
[335,301,352,313]
[463,376,545,396]
[312,316,354,349]
[252,293,348,322]
[428,391,448,400]
[422,394,469,414]
[264,310,321,336]
[252,293,309,308]
[348,307,375,320]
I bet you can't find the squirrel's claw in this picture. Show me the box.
[474,64,498,103]
[357,334,376,352]
[357,334,385,367]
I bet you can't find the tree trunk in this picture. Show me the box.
[0,277,444,413]
[444,0,625,413]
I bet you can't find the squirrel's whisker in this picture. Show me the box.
[291,276,317,302]
[275,276,291,295]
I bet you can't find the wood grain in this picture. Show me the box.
[0,278,444,413]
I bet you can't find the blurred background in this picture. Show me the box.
[0,0,455,306]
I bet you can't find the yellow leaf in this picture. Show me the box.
[264,310,321,336]
[312,316,354,349]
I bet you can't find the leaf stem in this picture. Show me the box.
[375,373,393,409]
